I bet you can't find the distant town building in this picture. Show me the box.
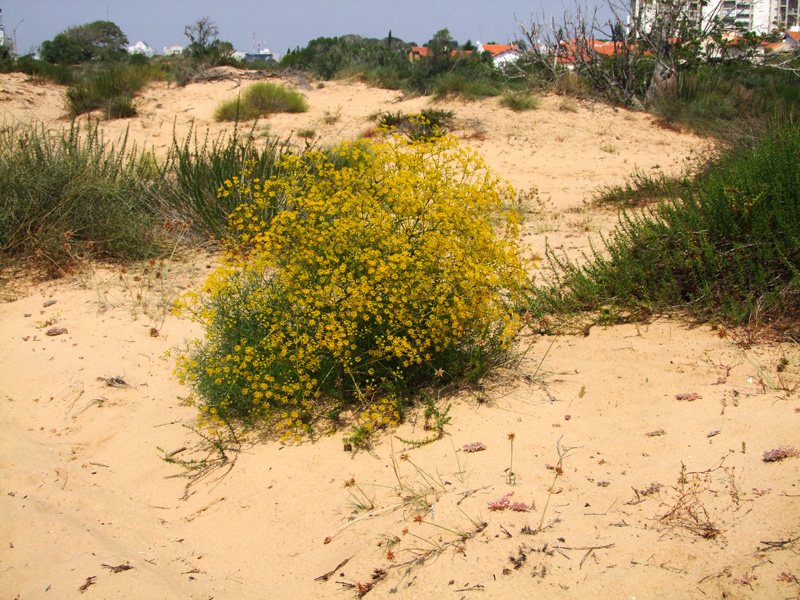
[243,48,274,62]
[633,0,799,34]
[476,42,521,65]
[162,45,184,56]
[128,40,155,57]
[0,8,7,48]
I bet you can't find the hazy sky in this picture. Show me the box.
[1,0,591,57]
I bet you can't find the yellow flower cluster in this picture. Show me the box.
[175,133,530,442]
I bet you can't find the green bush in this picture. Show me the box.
[648,66,800,136]
[431,72,501,101]
[0,122,167,272]
[65,64,152,118]
[176,135,528,445]
[648,70,741,134]
[499,89,541,111]
[160,123,296,239]
[594,169,692,207]
[374,109,454,140]
[0,117,301,274]
[6,56,76,85]
[213,82,308,121]
[530,119,800,333]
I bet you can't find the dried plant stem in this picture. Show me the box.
[539,435,567,532]
[325,503,404,542]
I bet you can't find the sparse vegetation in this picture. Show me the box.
[499,89,540,111]
[0,118,298,274]
[0,122,168,273]
[213,81,308,121]
[529,118,800,337]
[594,169,692,207]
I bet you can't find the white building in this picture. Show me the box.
[634,0,798,34]
[0,8,6,48]
[128,40,155,57]
[476,42,520,65]
[243,47,275,62]
[162,45,184,56]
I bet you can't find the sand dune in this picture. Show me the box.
[1,72,798,600]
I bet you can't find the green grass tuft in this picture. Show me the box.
[213,82,308,121]
[594,169,692,207]
[499,90,541,111]
[0,122,167,273]
[65,65,156,119]
[431,72,501,101]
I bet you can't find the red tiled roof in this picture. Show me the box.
[409,46,473,58]
[557,39,639,64]
[480,43,519,56]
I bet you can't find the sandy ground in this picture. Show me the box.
[1,71,799,600]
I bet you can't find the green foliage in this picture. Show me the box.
[426,29,458,58]
[5,55,75,85]
[431,72,501,101]
[40,20,128,64]
[176,135,528,443]
[374,109,454,140]
[594,169,692,207]
[530,119,800,334]
[499,89,541,111]
[649,66,800,136]
[161,122,296,239]
[649,69,743,134]
[280,35,411,81]
[40,34,87,65]
[0,114,305,275]
[213,82,308,121]
[65,64,149,118]
[0,122,167,272]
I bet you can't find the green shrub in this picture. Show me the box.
[530,119,800,333]
[0,122,168,272]
[499,90,541,111]
[213,82,308,121]
[432,72,501,101]
[160,123,296,239]
[176,135,528,444]
[7,56,76,85]
[648,70,741,134]
[374,108,454,141]
[594,169,692,207]
[65,64,151,118]
[364,65,405,90]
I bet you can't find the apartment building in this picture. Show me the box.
[635,0,798,33]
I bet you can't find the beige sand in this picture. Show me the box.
[1,71,799,600]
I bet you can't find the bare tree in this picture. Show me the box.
[515,0,797,107]
[516,3,641,105]
[184,16,219,49]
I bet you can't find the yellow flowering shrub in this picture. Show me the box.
[176,134,529,444]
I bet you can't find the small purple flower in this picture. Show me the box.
[488,492,513,510]
[462,441,487,453]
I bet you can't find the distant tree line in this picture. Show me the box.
[40,21,130,64]
[1,8,795,136]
